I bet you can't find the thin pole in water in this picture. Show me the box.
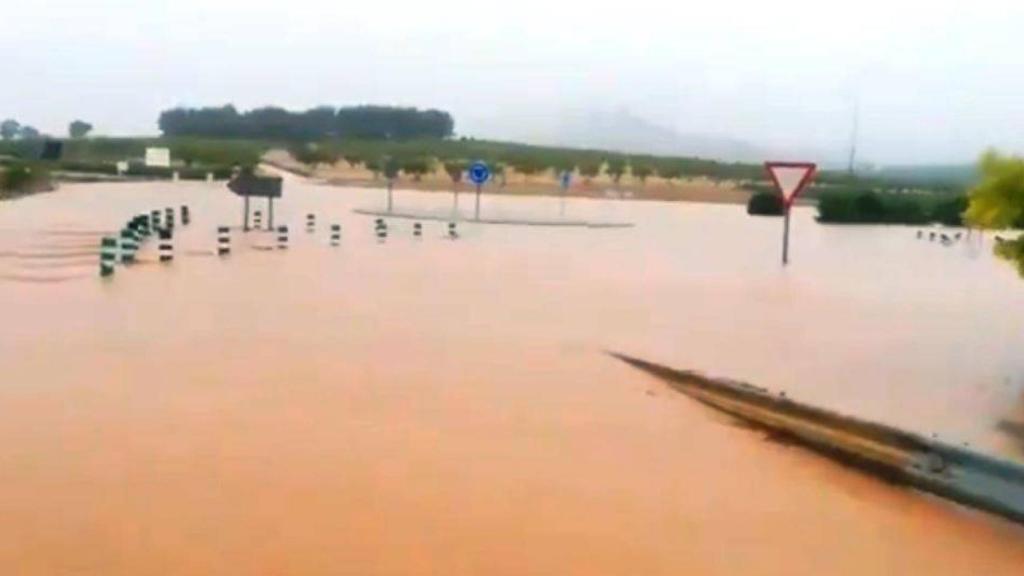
[243,195,250,231]
[782,207,791,266]
[387,180,394,213]
[474,183,481,221]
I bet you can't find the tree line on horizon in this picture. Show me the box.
[157,105,454,141]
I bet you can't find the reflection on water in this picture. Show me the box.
[1,176,1023,574]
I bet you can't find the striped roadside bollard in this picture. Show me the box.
[152,209,162,230]
[448,221,459,239]
[217,226,231,256]
[159,229,173,262]
[181,205,191,226]
[135,214,150,238]
[277,225,289,250]
[413,222,422,237]
[119,227,139,264]
[306,213,316,233]
[165,207,175,230]
[375,218,388,241]
[330,224,341,246]
[254,210,263,230]
[100,236,117,277]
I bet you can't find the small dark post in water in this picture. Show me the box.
[386,180,394,213]
[277,225,289,249]
[330,224,341,246]
[448,221,459,239]
[158,229,173,262]
[217,226,231,256]
[100,236,117,277]
[254,210,262,230]
[307,213,316,233]
[181,205,190,226]
[413,222,422,237]
[243,195,251,231]
[267,197,274,229]
[917,230,923,239]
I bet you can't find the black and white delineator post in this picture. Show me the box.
[764,162,817,266]
[158,229,173,262]
[330,224,341,246]
[277,225,289,250]
[217,226,231,256]
[306,213,316,233]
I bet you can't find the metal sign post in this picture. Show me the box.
[764,162,817,266]
[559,170,571,217]
[468,161,490,221]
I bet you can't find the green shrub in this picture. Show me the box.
[747,192,784,216]
[817,190,966,225]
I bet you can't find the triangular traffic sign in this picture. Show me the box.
[765,162,817,207]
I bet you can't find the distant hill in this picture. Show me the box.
[503,108,768,163]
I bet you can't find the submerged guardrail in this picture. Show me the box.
[609,351,1024,526]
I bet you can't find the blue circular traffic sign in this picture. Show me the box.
[468,161,490,185]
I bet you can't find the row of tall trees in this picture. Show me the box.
[290,138,786,185]
[158,105,454,141]
[1,119,93,140]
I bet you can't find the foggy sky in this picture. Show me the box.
[3,0,1023,165]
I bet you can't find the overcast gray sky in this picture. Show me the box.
[3,0,1023,164]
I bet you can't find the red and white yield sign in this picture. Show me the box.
[764,161,817,266]
[765,162,817,208]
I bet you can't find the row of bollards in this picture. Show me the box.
[100,205,190,277]
[917,229,965,245]
[101,210,463,279]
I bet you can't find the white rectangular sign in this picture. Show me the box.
[145,147,171,168]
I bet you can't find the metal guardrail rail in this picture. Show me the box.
[609,351,1024,526]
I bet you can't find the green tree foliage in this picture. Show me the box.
[400,157,433,181]
[68,120,93,139]
[170,138,263,167]
[631,161,653,184]
[159,105,454,140]
[1,119,20,141]
[657,161,685,183]
[509,155,547,180]
[288,143,339,167]
[18,126,40,139]
[0,162,52,195]
[382,156,402,180]
[443,160,465,184]
[746,192,784,216]
[578,158,602,182]
[965,150,1024,229]
[343,153,363,168]
[605,156,627,183]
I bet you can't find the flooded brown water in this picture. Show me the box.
[1,173,1023,574]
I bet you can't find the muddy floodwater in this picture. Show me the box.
[2,174,1024,574]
